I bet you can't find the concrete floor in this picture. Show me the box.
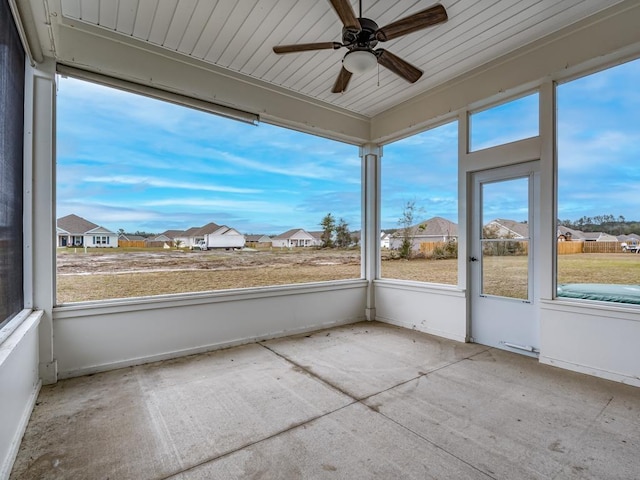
[10,322,640,479]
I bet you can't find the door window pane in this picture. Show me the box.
[481,177,529,300]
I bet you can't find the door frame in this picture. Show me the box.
[469,160,541,356]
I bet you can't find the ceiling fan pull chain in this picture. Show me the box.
[377,63,380,87]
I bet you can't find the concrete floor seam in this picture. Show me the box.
[257,341,501,479]
[356,345,495,405]
[259,342,360,401]
[372,410,499,480]
[157,402,358,480]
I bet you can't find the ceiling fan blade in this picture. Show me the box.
[331,67,353,93]
[375,4,447,42]
[376,49,423,83]
[328,0,361,30]
[273,42,342,54]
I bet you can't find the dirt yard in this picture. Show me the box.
[56,248,363,303]
[56,249,640,304]
[56,247,461,303]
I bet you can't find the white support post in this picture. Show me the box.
[361,144,382,321]
[457,111,471,341]
[25,58,57,384]
[539,80,556,301]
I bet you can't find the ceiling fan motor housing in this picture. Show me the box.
[342,17,379,51]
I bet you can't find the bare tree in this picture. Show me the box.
[396,200,423,259]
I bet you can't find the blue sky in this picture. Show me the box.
[57,78,361,235]
[57,57,639,235]
[557,59,640,222]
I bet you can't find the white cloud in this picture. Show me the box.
[82,175,262,194]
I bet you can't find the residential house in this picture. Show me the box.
[151,234,173,243]
[558,225,620,243]
[380,232,391,249]
[117,233,146,242]
[308,231,325,245]
[582,231,619,242]
[174,227,202,249]
[272,229,321,248]
[484,218,529,239]
[390,217,458,251]
[557,225,586,241]
[56,214,117,248]
[199,223,245,249]
[161,223,245,249]
[350,231,388,248]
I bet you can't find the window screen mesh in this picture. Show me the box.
[0,1,25,328]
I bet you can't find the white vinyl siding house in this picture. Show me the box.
[272,229,321,248]
[165,223,246,249]
[56,214,117,248]
[389,217,458,251]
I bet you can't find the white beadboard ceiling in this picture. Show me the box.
[57,0,622,118]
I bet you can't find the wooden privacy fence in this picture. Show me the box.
[419,241,446,256]
[583,241,624,254]
[552,241,624,254]
[419,240,625,256]
[118,240,147,248]
[557,242,584,255]
[118,240,168,248]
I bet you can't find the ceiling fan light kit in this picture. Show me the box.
[272,1,448,93]
[342,50,378,74]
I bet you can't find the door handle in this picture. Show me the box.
[469,256,478,262]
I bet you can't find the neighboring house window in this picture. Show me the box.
[0,2,25,328]
[381,120,458,285]
[556,57,640,304]
[56,77,360,304]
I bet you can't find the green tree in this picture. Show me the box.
[320,213,336,248]
[335,218,351,248]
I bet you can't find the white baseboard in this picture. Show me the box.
[539,355,640,388]
[376,316,467,343]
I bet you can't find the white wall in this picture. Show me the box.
[53,281,367,378]
[0,312,42,479]
[540,302,640,387]
[375,281,467,342]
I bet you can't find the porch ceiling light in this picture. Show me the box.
[342,50,377,74]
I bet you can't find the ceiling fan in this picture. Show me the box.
[272,0,448,93]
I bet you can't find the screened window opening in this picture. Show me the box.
[56,77,361,304]
[556,58,640,305]
[0,1,26,328]
[380,121,458,285]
